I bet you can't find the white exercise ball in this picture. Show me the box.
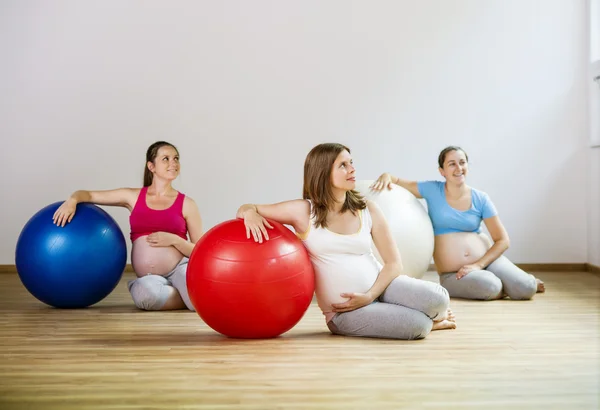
[354,180,434,279]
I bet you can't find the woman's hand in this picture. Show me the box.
[243,209,274,243]
[370,173,393,192]
[331,292,374,313]
[147,232,179,247]
[52,199,77,227]
[456,263,483,279]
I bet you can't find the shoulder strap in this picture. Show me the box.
[362,205,372,232]
[132,186,148,212]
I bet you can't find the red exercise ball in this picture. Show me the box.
[187,218,315,339]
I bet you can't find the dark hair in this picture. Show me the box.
[302,143,366,229]
[143,141,179,187]
[438,146,468,168]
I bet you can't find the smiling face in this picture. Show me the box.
[143,141,180,186]
[439,149,468,185]
[148,145,180,181]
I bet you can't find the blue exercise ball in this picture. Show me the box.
[15,202,127,308]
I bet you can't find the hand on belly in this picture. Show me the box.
[456,263,483,279]
[331,292,374,313]
[131,236,184,277]
[434,232,492,273]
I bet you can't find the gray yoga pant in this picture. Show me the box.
[127,257,195,311]
[439,255,537,301]
[327,275,450,340]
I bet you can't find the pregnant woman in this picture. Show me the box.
[372,146,545,301]
[53,141,203,311]
[237,143,456,340]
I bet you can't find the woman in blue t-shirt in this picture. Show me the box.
[371,146,545,301]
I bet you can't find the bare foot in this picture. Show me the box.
[536,278,545,293]
[432,319,456,331]
[434,308,456,323]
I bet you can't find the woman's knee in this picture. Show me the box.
[441,271,503,300]
[506,276,537,300]
[488,257,537,300]
[328,305,434,341]
[404,316,433,340]
[479,275,503,300]
[427,285,450,320]
[129,275,170,310]
[329,316,432,340]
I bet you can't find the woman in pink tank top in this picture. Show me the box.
[52,141,203,311]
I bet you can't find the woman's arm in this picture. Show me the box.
[475,216,510,268]
[371,173,422,198]
[364,200,404,298]
[236,200,311,243]
[456,216,510,279]
[171,197,203,257]
[53,188,139,226]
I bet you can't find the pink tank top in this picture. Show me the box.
[129,187,188,242]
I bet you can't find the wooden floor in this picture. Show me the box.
[0,270,598,410]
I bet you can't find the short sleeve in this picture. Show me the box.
[417,181,441,199]
[481,193,498,219]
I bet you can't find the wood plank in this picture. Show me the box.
[587,263,600,274]
[517,263,587,272]
[0,271,598,409]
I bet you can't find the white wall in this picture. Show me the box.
[588,0,600,267]
[0,0,589,264]
[589,149,600,266]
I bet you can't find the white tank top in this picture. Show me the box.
[297,201,382,322]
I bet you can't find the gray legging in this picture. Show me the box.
[439,255,537,301]
[127,257,195,311]
[327,275,450,340]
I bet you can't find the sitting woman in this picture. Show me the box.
[236,143,456,340]
[372,145,545,301]
[53,141,202,311]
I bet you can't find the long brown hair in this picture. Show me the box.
[143,141,179,187]
[302,143,366,228]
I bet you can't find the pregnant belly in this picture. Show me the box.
[313,254,381,312]
[433,232,492,274]
[131,236,185,277]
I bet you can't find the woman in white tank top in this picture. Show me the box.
[236,143,456,340]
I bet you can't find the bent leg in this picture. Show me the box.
[379,275,450,321]
[439,271,503,300]
[167,258,195,311]
[327,302,434,340]
[127,275,182,311]
[486,256,537,300]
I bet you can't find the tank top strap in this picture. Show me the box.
[361,205,373,233]
[302,200,369,233]
[296,199,313,240]
[132,186,149,212]
[305,199,313,217]
[307,199,320,228]
[174,191,186,215]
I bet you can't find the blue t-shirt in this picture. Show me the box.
[417,181,498,236]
